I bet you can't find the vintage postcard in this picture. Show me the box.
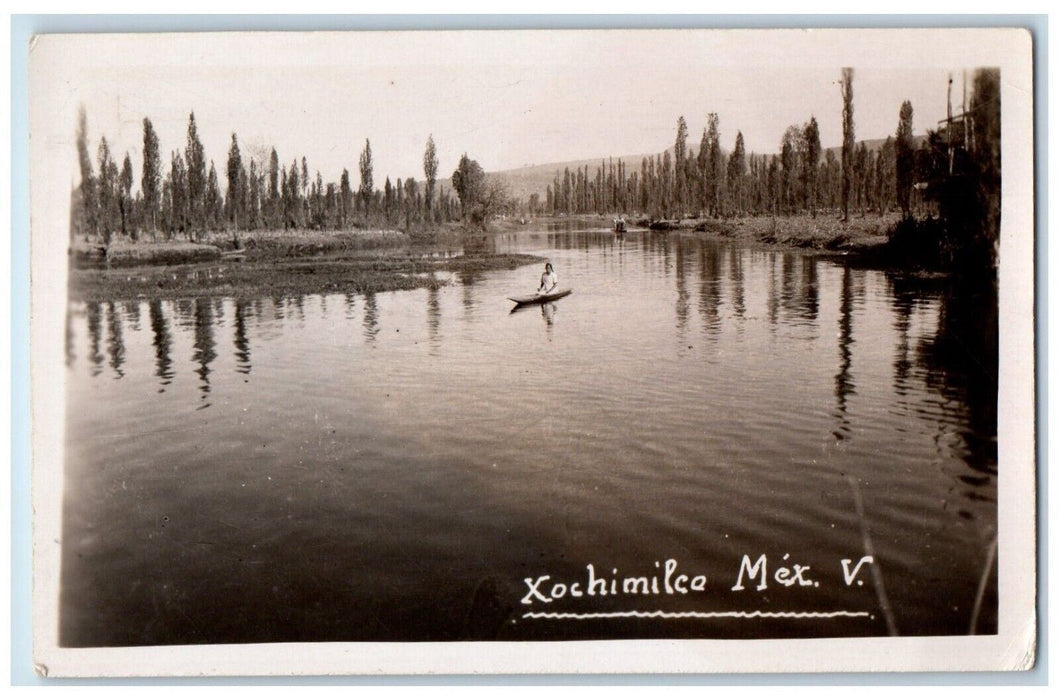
[28,27,1036,676]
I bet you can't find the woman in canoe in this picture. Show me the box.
[538,262,558,295]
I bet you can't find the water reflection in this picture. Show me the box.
[86,302,104,377]
[728,248,745,320]
[234,300,252,377]
[766,255,779,327]
[762,252,821,328]
[789,257,819,326]
[63,228,999,644]
[105,302,125,379]
[362,292,380,344]
[908,275,998,480]
[674,239,689,337]
[459,273,477,319]
[890,283,917,397]
[174,299,194,329]
[122,300,141,332]
[148,300,174,392]
[833,266,856,440]
[427,285,441,354]
[463,233,497,255]
[781,254,796,317]
[698,243,722,336]
[65,311,76,368]
[344,292,357,321]
[541,302,556,341]
[192,298,216,404]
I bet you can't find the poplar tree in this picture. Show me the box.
[96,137,118,244]
[423,134,438,221]
[727,132,747,216]
[340,169,352,228]
[855,142,869,216]
[705,113,722,217]
[288,159,300,227]
[141,117,161,233]
[803,116,821,218]
[895,100,915,219]
[384,176,394,222]
[767,156,780,214]
[780,127,799,215]
[673,116,688,216]
[170,151,188,235]
[248,159,262,229]
[661,150,673,218]
[119,154,134,237]
[359,139,374,216]
[75,106,97,239]
[227,134,245,228]
[875,137,892,214]
[697,128,709,214]
[267,148,280,227]
[315,171,324,228]
[206,162,223,230]
[404,176,418,227]
[185,112,207,233]
[840,68,855,222]
[824,149,839,211]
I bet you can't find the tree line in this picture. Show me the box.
[72,66,1000,268]
[72,110,465,243]
[542,69,926,223]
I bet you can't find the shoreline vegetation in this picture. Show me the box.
[68,211,907,303]
[68,227,543,303]
[69,67,999,302]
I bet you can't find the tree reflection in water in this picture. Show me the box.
[148,300,174,392]
[234,300,252,377]
[105,301,126,379]
[192,298,216,405]
[833,266,856,441]
[86,301,104,377]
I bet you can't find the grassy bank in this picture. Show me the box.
[69,229,542,302]
[71,239,222,268]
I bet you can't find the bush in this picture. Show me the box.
[884,217,950,269]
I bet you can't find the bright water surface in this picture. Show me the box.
[62,225,998,645]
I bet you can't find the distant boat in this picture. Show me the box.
[613,217,627,233]
[507,289,573,307]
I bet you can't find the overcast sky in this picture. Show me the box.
[33,29,993,191]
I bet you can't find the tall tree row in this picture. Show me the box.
[543,94,900,222]
[72,110,462,241]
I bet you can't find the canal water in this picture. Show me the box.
[61,226,998,646]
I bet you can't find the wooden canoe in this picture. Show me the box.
[507,289,573,306]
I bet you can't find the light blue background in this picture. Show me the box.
[9,13,1048,686]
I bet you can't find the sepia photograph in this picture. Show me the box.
[27,26,1036,676]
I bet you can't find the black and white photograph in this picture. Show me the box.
[28,26,1036,676]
